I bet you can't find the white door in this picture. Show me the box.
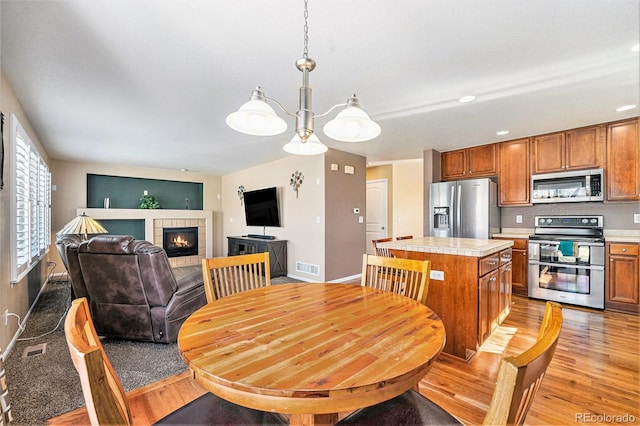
[366,179,388,255]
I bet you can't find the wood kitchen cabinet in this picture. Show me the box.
[606,118,640,201]
[532,126,603,174]
[478,249,511,345]
[606,242,639,314]
[494,237,528,296]
[498,138,531,206]
[441,144,497,180]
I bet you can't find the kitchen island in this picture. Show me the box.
[378,237,514,361]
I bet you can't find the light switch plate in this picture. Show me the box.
[634,214,640,224]
[516,214,523,224]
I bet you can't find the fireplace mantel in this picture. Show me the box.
[76,208,213,259]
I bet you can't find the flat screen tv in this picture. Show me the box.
[243,187,281,227]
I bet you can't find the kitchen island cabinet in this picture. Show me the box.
[378,237,513,361]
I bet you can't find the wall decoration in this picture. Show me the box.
[237,185,245,205]
[139,194,160,209]
[290,171,304,198]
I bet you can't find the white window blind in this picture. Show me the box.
[10,114,51,284]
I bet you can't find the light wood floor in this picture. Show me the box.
[49,296,640,425]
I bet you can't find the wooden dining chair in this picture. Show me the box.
[361,254,431,305]
[64,297,287,425]
[396,235,413,240]
[201,252,271,302]
[337,301,563,426]
[371,237,393,257]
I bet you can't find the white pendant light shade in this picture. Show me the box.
[226,99,287,136]
[323,106,381,142]
[283,134,328,155]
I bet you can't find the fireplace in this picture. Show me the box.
[163,227,198,258]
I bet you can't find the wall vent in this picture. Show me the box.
[296,261,320,276]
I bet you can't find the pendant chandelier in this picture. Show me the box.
[226,0,381,155]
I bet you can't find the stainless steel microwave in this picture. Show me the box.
[531,168,604,203]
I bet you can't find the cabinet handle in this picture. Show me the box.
[522,252,526,255]
[610,258,614,262]
[622,248,627,252]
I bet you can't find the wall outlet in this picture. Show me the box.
[430,270,445,281]
[516,214,523,224]
[4,310,9,326]
[634,214,640,224]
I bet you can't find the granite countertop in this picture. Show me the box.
[604,230,640,243]
[378,237,513,258]
[493,228,534,239]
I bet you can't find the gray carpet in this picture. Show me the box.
[4,267,297,425]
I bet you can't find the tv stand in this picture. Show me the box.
[246,234,276,240]
[227,236,287,277]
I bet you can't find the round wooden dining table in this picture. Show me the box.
[177,283,446,426]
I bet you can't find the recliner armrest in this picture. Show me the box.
[175,270,205,294]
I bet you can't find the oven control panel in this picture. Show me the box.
[534,215,603,228]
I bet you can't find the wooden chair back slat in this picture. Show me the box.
[371,238,393,257]
[395,235,413,240]
[483,301,563,425]
[64,298,132,425]
[202,252,271,302]
[361,254,431,305]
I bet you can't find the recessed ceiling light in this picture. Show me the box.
[458,95,476,103]
[496,130,510,136]
[632,44,639,52]
[616,104,637,112]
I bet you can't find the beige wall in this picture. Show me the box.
[50,159,223,268]
[0,70,53,354]
[222,154,326,281]
[367,161,424,240]
[391,160,424,238]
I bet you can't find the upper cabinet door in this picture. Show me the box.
[498,138,531,206]
[565,126,603,170]
[468,144,497,176]
[532,132,565,174]
[441,144,497,180]
[607,119,640,201]
[532,127,603,174]
[441,149,467,180]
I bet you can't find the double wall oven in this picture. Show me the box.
[528,215,605,309]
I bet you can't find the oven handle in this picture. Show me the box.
[529,240,604,247]
[528,260,605,271]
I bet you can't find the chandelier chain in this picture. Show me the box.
[303,0,309,58]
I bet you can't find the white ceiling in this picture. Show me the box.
[1,0,638,175]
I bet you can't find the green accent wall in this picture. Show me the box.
[87,174,203,210]
[98,219,146,240]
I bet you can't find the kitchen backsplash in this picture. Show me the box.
[501,202,640,230]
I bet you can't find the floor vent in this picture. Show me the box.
[296,261,320,276]
[22,343,47,358]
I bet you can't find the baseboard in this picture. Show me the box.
[327,273,362,283]
[285,273,362,283]
[3,279,50,361]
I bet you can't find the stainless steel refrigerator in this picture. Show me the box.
[429,178,500,239]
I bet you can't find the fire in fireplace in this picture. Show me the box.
[163,227,198,258]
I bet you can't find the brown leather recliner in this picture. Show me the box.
[64,235,206,343]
